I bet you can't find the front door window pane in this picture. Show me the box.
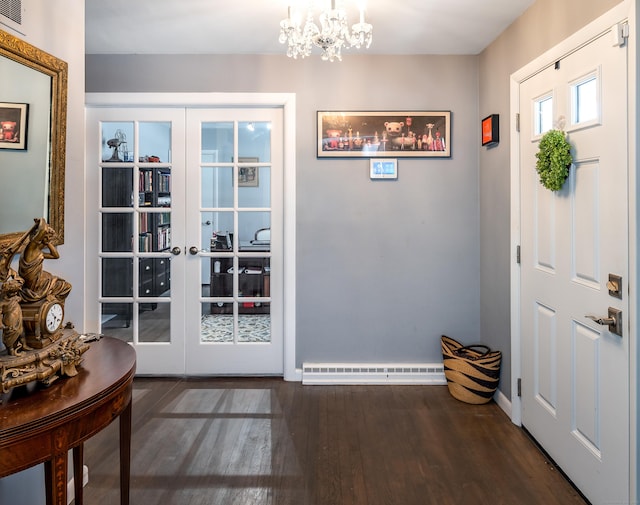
[573,76,598,124]
[534,95,553,136]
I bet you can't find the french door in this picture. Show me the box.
[184,108,283,374]
[86,105,284,376]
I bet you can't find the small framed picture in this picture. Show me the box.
[370,158,397,179]
[238,157,259,187]
[0,102,28,150]
[481,114,499,146]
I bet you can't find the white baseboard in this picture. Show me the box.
[302,363,446,385]
[494,388,512,419]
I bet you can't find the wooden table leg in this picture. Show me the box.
[44,452,67,505]
[120,397,132,505]
[73,443,84,504]
[44,460,54,505]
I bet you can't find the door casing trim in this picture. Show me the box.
[84,92,298,381]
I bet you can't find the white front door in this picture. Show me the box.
[519,27,629,504]
[184,108,284,375]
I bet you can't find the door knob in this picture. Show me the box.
[189,246,200,255]
[586,307,623,337]
[586,315,616,326]
[171,246,182,255]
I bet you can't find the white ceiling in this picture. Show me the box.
[85,0,535,56]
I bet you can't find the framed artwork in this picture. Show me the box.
[370,159,397,179]
[238,157,259,187]
[0,102,28,150]
[317,110,451,158]
[481,114,499,146]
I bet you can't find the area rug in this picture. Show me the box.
[200,314,271,343]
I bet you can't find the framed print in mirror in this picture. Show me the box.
[317,111,451,158]
[0,102,28,150]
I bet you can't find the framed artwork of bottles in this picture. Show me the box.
[317,110,451,158]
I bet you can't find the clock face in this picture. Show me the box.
[45,302,64,333]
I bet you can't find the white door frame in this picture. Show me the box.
[509,0,637,499]
[85,92,298,381]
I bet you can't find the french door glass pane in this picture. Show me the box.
[201,122,234,162]
[101,122,133,162]
[100,302,133,342]
[139,302,170,343]
[201,166,233,208]
[102,167,133,207]
[239,166,270,208]
[238,121,271,161]
[239,211,270,244]
[102,213,133,252]
[201,302,234,342]
[101,258,133,297]
[139,122,172,163]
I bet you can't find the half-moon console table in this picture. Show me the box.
[0,336,136,505]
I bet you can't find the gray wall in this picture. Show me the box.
[0,0,86,500]
[478,0,623,398]
[86,54,481,365]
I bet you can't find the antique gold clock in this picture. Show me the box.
[22,299,65,346]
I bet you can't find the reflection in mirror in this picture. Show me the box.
[0,30,68,246]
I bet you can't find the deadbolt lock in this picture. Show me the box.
[607,273,623,299]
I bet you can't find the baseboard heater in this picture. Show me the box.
[302,363,446,385]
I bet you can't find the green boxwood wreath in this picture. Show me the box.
[535,129,573,191]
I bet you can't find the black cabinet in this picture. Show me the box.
[210,257,270,314]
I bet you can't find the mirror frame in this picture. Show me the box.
[0,29,67,246]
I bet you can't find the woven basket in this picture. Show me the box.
[441,335,502,404]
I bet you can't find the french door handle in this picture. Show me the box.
[189,246,201,255]
[171,246,182,256]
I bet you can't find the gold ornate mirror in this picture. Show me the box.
[0,29,67,246]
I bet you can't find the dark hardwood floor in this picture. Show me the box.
[77,378,587,505]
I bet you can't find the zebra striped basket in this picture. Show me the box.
[441,335,502,404]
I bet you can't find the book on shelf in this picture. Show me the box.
[139,232,152,252]
[156,226,171,251]
[139,213,149,233]
[158,172,171,192]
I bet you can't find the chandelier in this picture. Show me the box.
[279,1,373,62]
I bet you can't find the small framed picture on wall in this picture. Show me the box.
[369,158,397,179]
[481,114,499,147]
